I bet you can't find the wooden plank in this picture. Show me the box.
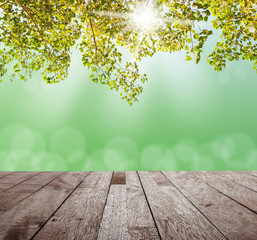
[138,171,226,240]
[220,171,257,192]
[250,171,257,177]
[163,171,257,240]
[97,185,128,239]
[24,171,64,185]
[198,172,257,213]
[0,172,89,240]
[0,172,40,184]
[0,172,14,179]
[97,172,160,240]
[0,172,64,210]
[47,171,87,189]
[32,172,112,240]
[111,171,126,185]
[0,183,13,193]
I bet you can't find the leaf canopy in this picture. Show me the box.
[0,0,256,104]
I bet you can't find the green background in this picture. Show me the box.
[1,32,257,171]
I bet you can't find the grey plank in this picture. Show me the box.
[98,172,160,240]
[163,171,257,240]
[0,172,89,240]
[139,171,225,240]
[220,171,257,192]
[33,172,112,240]
[198,172,257,213]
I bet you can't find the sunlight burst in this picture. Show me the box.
[131,5,159,31]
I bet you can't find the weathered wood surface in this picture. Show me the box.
[0,171,256,240]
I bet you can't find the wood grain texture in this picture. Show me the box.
[163,171,257,240]
[198,172,257,213]
[0,183,14,193]
[33,171,112,240]
[0,172,64,210]
[0,172,40,184]
[0,172,88,240]
[0,172,14,179]
[24,171,64,185]
[139,171,225,240]
[0,171,256,240]
[98,172,160,240]
[219,171,257,192]
[250,171,257,177]
[97,185,128,240]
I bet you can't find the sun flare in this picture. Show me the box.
[131,5,159,31]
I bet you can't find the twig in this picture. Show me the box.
[89,17,98,58]
[15,0,53,55]
[0,26,23,46]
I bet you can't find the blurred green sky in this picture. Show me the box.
[0,33,257,171]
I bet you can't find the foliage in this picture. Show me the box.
[0,0,256,104]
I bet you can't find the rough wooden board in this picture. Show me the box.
[0,172,89,240]
[126,172,160,240]
[0,172,64,210]
[79,171,113,190]
[47,171,86,189]
[0,184,42,211]
[163,171,257,240]
[198,172,257,213]
[138,171,225,240]
[0,172,40,184]
[220,171,257,192]
[150,171,173,186]
[97,185,128,240]
[33,172,112,240]
[250,171,257,177]
[111,171,126,185]
[0,172,14,179]
[24,172,64,185]
[0,183,14,193]
[98,172,160,240]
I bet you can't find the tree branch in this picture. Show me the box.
[0,26,23,46]
[14,0,53,55]
[0,1,9,8]
[89,17,98,58]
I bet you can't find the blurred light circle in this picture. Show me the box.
[66,150,86,164]
[211,136,234,161]
[105,136,138,159]
[103,148,127,170]
[194,144,216,170]
[50,127,85,158]
[222,133,256,169]
[105,136,138,170]
[84,149,106,171]
[31,152,67,171]
[173,140,197,169]
[157,148,177,170]
[0,124,25,151]
[140,144,167,170]
[10,128,35,160]
[245,149,257,170]
[1,151,33,171]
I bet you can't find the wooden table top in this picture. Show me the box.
[0,171,257,240]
